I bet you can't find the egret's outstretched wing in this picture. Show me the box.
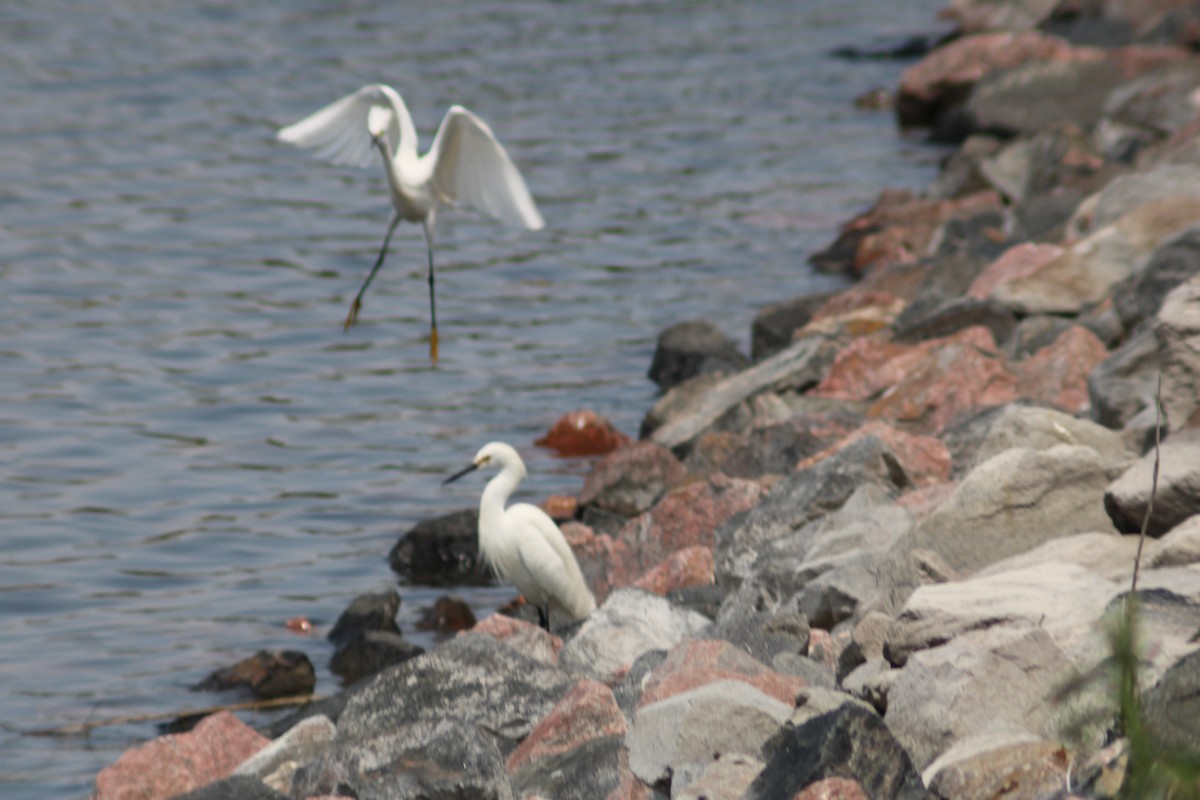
[510,504,595,619]
[427,106,545,230]
[277,84,403,168]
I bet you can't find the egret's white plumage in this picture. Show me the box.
[277,84,545,362]
[444,442,595,629]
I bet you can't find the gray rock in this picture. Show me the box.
[796,550,885,630]
[1007,314,1076,358]
[922,729,1068,799]
[746,704,928,800]
[1088,323,1159,431]
[169,776,286,800]
[976,531,1140,582]
[966,59,1120,137]
[649,333,841,454]
[558,589,709,683]
[1143,647,1200,755]
[640,373,737,441]
[336,633,574,752]
[716,436,910,587]
[842,657,898,715]
[329,630,425,685]
[1156,274,1200,431]
[611,649,668,724]
[970,403,1132,470]
[1105,427,1200,536]
[387,508,489,585]
[290,718,514,800]
[892,295,1017,346]
[751,292,836,361]
[874,445,1124,612]
[1067,163,1200,237]
[648,319,748,392]
[1114,225,1200,330]
[884,624,1081,770]
[1151,514,1200,567]
[577,441,686,519]
[885,562,1121,669]
[510,735,624,800]
[673,754,764,800]
[790,686,875,728]
[1106,60,1200,138]
[233,714,336,782]
[627,679,791,793]
[707,606,811,669]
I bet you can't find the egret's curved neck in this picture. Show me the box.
[479,465,521,535]
[385,93,419,162]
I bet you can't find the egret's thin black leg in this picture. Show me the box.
[537,605,549,631]
[427,244,439,363]
[344,213,402,331]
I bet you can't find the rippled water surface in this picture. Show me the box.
[0,0,945,794]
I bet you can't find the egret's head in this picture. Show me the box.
[443,441,525,485]
[366,106,392,142]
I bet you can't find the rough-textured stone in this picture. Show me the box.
[945,0,1060,34]
[1088,324,1159,431]
[467,613,562,666]
[673,754,764,800]
[746,704,928,800]
[977,531,1141,582]
[1152,514,1200,567]
[1014,325,1109,415]
[558,589,710,683]
[327,589,401,647]
[506,679,626,774]
[752,292,837,361]
[578,442,687,518]
[1143,647,1200,755]
[648,319,749,391]
[329,631,424,685]
[968,242,1065,301]
[387,508,489,585]
[193,651,315,700]
[290,718,514,800]
[509,735,626,800]
[233,714,336,784]
[875,445,1124,611]
[1156,273,1200,431]
[1068,163,1200,236]
[965,58,1120,137]
[970,403,1132,470]
[891,295,1017,347]
[1114,225,1200,330]
[884,624,1078,770]
[924,733,1070,800]
[336,633,574,752]
[1105,428,1200,536]
[627,680,792,792]
[93,712,269,800]
[795,421,951,489]
[632,545,714,596]
[535,408,630,457]
[616,473,764,573]
[639,639,809,708]
[559,521,636,605]
[168,775,286,800]
[716,436,910,586]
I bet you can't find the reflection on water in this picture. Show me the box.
[0,0,943,795]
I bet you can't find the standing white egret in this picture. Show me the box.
[443,442,595,631]
[276,84,545,362]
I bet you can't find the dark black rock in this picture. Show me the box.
[830,32,948,61]
[1114,226,1200,331]
[169,775,287,800]
[647,319,748,392]
[893,295,1016,346]
[330,630,425,685]
[335,633,575,753]
[511,735,625,800]
[613,650,669,722]
[388,508,490,585]
[745,704,929,800]
[751,292,836,361]
[665,583,728,621]
[327,589,401,648]
[290,719,512,800]
[192,650,315,700]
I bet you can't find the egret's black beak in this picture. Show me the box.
[442,462,479,486]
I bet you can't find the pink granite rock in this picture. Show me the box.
[792,777,870,800]
[1015,325,1108,414]
[561,522,638,604]
[578,441,687,518]
[506,679,627,774]
[93,711,268,800]
[794,421,952,488]
[632,546,714,595]
[468,613,562,666]
[639,639,808,708]
[968,242,1065,300]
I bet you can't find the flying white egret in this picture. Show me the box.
[443,442,596,631]
[276,84,545,362]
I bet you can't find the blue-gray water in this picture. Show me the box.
[0,1,945,795]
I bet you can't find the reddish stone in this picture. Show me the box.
[562,522,638,604]
[792,777,870,800]
[469,614,562,665]
[578,441,687,518]
[683,430,748,478]
[794,421,952,488]
[284,616,312,635]
[605,747,654,800]
[968,242,1066,300]
[632,546,714,595]
[616,474,765,572]
[536,409,631,457]
[506,679,627,774]
[93,711,268,800]
[541,494,578,521]
[800,291,906,339]
[418,595,476,633]
[897,32,1101,126]
[193,650,315,700]
[639,639,808,708]
[897,481,958,521]
[1015,325,1108,414]
[865,330,1018,434]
